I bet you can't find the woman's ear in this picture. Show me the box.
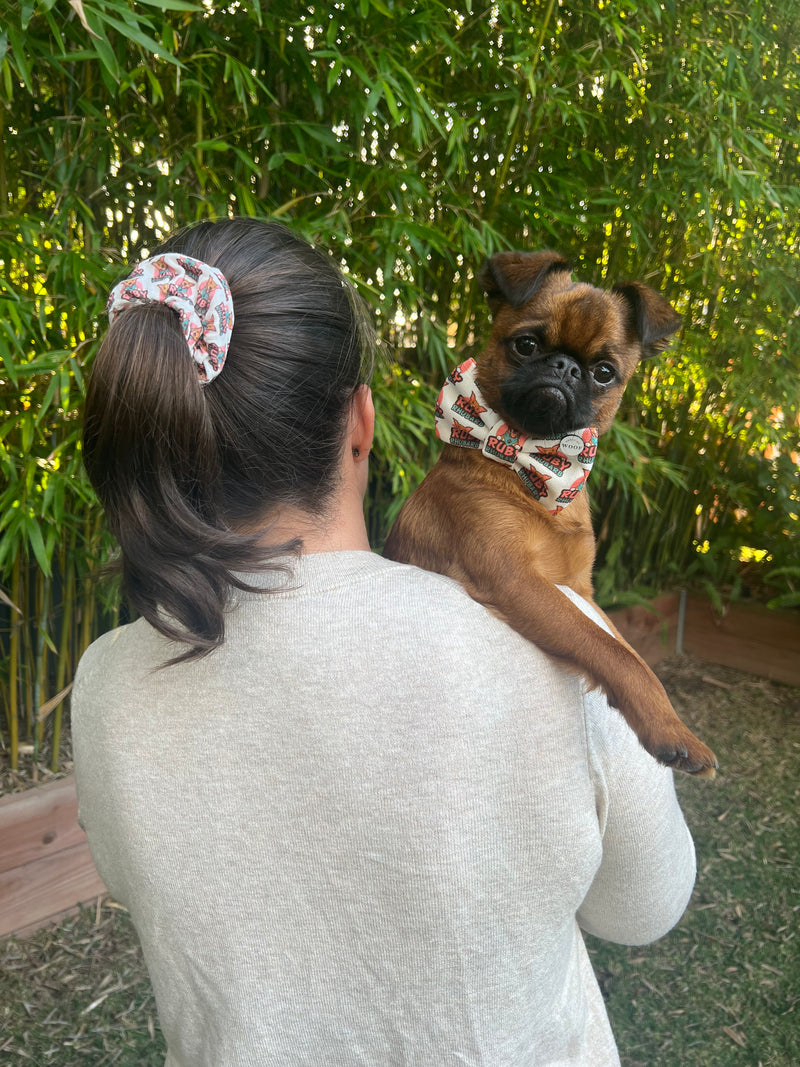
[349,384,375,461]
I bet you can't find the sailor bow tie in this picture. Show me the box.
[434,358,598,514]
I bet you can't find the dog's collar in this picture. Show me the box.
[435,358,598,514]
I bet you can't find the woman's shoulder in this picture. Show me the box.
[243,550,493,624]
[73,618,161,691]
[364,554,573,677]
[347,551,516,623]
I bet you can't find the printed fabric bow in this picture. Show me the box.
[106,252,234,384]
[435,358,598,514]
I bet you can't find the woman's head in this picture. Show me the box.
[83,217,375,660]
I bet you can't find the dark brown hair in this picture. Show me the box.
[83,217,374,661]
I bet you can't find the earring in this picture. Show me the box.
[352,447,360,458]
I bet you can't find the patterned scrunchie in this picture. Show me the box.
[106,253,235,384]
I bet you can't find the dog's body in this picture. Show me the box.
[384,251,717,776]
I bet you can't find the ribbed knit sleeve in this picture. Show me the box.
[577,684,696,945]
[551,586,697,945]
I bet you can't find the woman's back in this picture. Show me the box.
[73,551,694,1067]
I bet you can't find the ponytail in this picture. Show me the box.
[83,218,372,662]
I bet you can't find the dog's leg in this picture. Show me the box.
[384,467,716,775]
[460,564,718,776]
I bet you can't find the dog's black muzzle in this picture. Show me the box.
[500,353,594,437]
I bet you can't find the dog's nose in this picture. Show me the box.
[547,354,583,382]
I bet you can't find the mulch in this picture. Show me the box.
[0,728,73,797]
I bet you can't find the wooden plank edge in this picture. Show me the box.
[0,776,88,875]
[5,894,110,941]
[0,841,107,941]
[683,596,800,686]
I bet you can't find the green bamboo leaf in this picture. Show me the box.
[2,54,12,97]
[247,0,262,27]
[25,513,51,577]
[617,72,637,100]
[33,376,60,427]
[20,415,35,454]
[1,351,19,387]
[381,77,400,124]
[133,0,200,10]
[70,4,121,79]
[364,80,384,117]
[230,145,262,174]
[326,56,342,93]
[93,10,183,67]
[0,516,22,573]
[5,24,33,90]
[194,139,234,152]
[43,9,66,51]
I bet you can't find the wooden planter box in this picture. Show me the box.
[610,593,800,687]
[2,594,799,941]
[0,776,106,939]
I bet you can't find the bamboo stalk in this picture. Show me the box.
[195,93,204,178]
[33,567,46,759]
[50,551,74,775]
[20,561,34,738]
[8,556,21,771]
[33,568,49,765]
[0,118,7,213]
[78,515,100,659]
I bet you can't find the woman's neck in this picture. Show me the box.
[253,487,371,556]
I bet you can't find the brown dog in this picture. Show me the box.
[384,250,717,776]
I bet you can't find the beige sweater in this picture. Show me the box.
[73,551,696,1067]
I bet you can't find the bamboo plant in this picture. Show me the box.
[1,0,798,773]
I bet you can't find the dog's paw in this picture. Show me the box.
[609,667,718,778]
[651,728,718,778]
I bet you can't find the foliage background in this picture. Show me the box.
[1,0,799,768]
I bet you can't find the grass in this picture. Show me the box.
[589,658,800,1067]
[0,656,797,1066]
[0,902,163,1065]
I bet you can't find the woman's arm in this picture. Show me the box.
[577,684,697,945]
[553,587,697,945]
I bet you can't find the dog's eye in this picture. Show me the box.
[591,362,616,386]
[511,335,540,359]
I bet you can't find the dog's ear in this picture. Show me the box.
[478,251,571,314]
[612,281,682,359]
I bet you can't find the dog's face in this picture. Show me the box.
[474,251,681,437]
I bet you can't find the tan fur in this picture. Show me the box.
[384,252,717,776]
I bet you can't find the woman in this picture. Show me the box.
[73,216,696,1066]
